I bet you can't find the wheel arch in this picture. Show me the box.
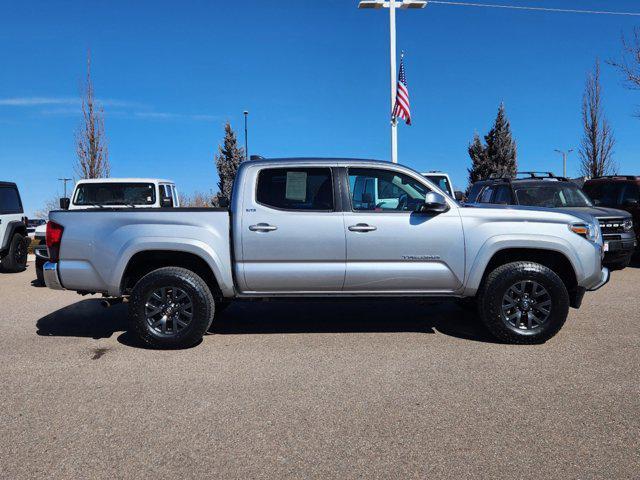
[465,238,581,302]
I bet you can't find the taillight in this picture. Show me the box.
[46,221,64,262]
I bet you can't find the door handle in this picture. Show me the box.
[348,223,377,232]
[249,223,278,232]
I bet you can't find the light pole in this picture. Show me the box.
[243,110,249,160]
[358,0,427,163]
[554,149,573,177]
[57,178,72,198]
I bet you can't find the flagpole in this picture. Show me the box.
[389,0,398,163]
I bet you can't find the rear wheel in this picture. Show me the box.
[478,261,569,344]
[128,267,214,349]
[1,233,28,272]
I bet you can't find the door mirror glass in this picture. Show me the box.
[59,197,70,210]
[454,190,464,201]
[421,192,449,213]
[217,196,230,208]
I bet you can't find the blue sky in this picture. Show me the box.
[1,0,639,216]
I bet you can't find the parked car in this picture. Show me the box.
[34,178,179,284]
[42,158,609,348]
[27,219,46,238]
[0,181,28,272]
[467,172,636,270]
[421,171,463,200]
[583,175,639,258]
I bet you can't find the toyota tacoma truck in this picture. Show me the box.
[43,158,609,348]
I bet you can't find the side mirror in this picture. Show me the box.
[421,192,449,213]
[454,190,464,202]
[624,198,639,207]
[59,198,70,210]
[217,196,230,208]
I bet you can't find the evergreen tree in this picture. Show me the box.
[214,122,245,205]
[484,103,517,177]
[466,103,517,191]
[467,133,489,187]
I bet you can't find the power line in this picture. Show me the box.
[428,1,640,16]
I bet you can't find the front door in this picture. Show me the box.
[239,166,346,293]
[343,167,465,293]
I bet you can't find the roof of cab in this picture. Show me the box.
[74,178,175,184]
[243,157,388,166]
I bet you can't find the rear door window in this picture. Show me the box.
[0,185,23,214]
[256,168,334,211]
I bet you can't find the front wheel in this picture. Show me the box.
[128,267,215,349]
[478,261,569,344]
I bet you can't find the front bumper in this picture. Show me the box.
[43,262,64,290]
[587,267,610,291]
[602,235,636,264]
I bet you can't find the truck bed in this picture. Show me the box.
[49,208,232,297]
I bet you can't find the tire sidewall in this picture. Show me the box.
[129,268,214,349]
[3,233,28,272]
[481,262,569,343]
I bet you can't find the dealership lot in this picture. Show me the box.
[1,264,639,479]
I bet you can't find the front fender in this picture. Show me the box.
[462,234,585,296]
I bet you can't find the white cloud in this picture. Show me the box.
[0,97,78,106]
[0,96,216,122]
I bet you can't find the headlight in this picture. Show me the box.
[569,222,599,243]
[623,219,633,232]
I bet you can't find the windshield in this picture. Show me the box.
[73,183,156,206]
[424,175,453,196]
[514,183,593,208]
[583,182,639,207]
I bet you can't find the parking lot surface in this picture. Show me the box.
[1,263,639,479]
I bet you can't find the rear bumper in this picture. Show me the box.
[34,245,49,262]
[43,262,64,290]
[586,267,609,291]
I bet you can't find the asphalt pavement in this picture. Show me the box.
[1,262,639,479]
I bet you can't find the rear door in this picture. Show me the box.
[238,165,346,292]
[342,167,465,292]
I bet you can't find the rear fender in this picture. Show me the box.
[108,237,234,297]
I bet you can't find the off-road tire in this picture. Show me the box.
[478,261,569,344]
[129,267,214,349]
[1,233,28,272]
[35,256,45,285]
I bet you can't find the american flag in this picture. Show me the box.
[392,53,411,125]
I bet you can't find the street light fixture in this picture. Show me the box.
[358,0,427,163]
[554,148,573,177]
[243,110,249,160]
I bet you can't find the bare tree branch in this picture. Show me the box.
[75,52,110,179]
[579,60,616,178]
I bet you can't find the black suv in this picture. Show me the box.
[467,172,636,270]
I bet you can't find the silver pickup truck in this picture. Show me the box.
[43,158,609,348]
